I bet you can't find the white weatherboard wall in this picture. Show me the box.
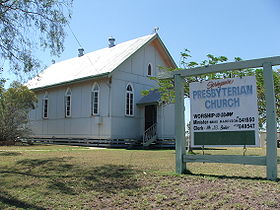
[29,79,112,139]
[157,103,175,139]
[110,42,174,139]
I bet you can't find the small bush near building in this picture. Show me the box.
[0,81,37,145]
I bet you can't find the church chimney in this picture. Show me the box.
[108,36,116,48]
[78,48,84,57]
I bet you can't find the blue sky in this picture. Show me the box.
[56,0,280,66]
[56,0,280,124]
[3,0,280,81]
[3,0,279,122]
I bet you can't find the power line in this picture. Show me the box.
[67,22,83,48]
[66,22,102,73]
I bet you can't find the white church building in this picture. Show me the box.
[27,33,176,147]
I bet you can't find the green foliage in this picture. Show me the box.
[255,69,280,128]
[149,49,280,129]
[0,68,5,95]
[0,81,37,142]
[0,0,73,74]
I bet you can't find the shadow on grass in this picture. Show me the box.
[184,170,279,182]
[17,157,73,168]
[0,191,46,210]
[0,152,21,156]
[0,157,141,202]
[85,164,140,193]
[47,180,77,195]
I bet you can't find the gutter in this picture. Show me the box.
[30,72,110,91]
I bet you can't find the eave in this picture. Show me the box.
[150,34,177,68]
[30,72,110,92]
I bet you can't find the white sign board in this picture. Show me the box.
[190,76,259,147]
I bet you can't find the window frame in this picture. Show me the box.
[91,83,100,116]
[147,63,153,76]
[65,88,72,118]
[42,92,49,119]
[125,83,134,117]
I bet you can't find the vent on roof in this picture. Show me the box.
[78,48,84,57]
[108,36,116,48]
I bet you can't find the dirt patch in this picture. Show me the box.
[87,173,280,209]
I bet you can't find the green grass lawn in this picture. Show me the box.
[0,145,279,209]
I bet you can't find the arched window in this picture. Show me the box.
[125,83,134,116]
[65,88,72,117]
[91,83,99,115]
[147,63,152,76]
[42,92,48,119]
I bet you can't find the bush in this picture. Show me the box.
[0,81,37,144]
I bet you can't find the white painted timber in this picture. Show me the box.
[172,56,279,181]
[159,56,280,79]
[183,155,266,166]
[175,74,186,173]
[28,34,176,141]
[263,62,278,180]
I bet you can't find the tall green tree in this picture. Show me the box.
[145,49,280,129]
[0,0,73,75]
[0,81,37,144]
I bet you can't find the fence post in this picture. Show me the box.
[175,74,187,174]
[263,62,278,181]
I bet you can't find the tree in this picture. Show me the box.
[0,0,73,75]
[0,68,4,94]
[0,81,37,144]
[145,49,280,129]
[255,68,280,128]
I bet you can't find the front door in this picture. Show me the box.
[144,105,157,130]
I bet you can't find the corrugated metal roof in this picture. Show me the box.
[27,34,157,89]
[137,89,161,105]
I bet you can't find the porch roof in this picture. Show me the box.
[137,89,161,105]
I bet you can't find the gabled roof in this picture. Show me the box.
[27,33,177,90]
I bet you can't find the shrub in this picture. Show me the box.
[0,81,37,144]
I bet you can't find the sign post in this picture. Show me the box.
[175,74,187,173]
[263,62,278,180]
[160,56,280,181]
